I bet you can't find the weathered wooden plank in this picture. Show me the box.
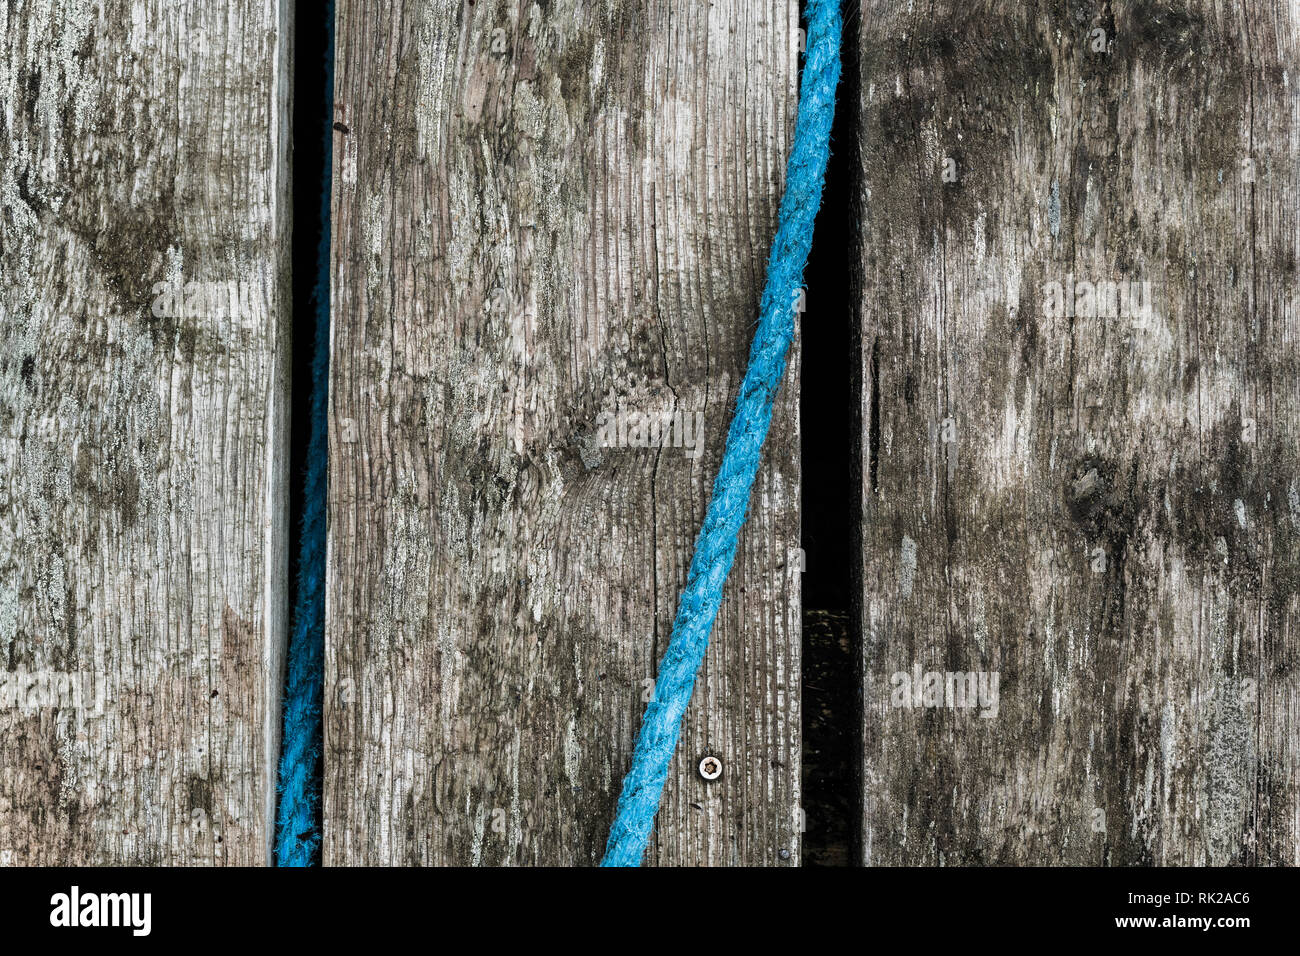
[326,0,802,865]
[858,0,1300,864]
[0,0,292,864]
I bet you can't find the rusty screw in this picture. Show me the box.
[698,755,723,781]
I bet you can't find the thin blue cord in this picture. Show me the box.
[601,0,842,867]
[276,1,334,868]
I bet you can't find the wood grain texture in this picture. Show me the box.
[0,0,291,864]
[858,0,1300,864]
[326,0,802,865]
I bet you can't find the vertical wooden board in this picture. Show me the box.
[327,0,801,865]
[0,1,291,864]
[858,0,1300,864]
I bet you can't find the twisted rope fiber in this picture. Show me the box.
[601,0,842,867]
[276,1,334,867]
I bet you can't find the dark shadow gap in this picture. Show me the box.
[800,0,862,868]
[278,0,334,866]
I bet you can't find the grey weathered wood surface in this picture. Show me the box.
[858,0,1300,864]
[326,0,802,865]
[0,1,291,864]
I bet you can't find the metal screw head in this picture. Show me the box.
[698,755,723,781]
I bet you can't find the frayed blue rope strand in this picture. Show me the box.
[601,0,842,867]
[276,2,334,868]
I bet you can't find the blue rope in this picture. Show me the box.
[276,1,334,867]
[601,0,842,867]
